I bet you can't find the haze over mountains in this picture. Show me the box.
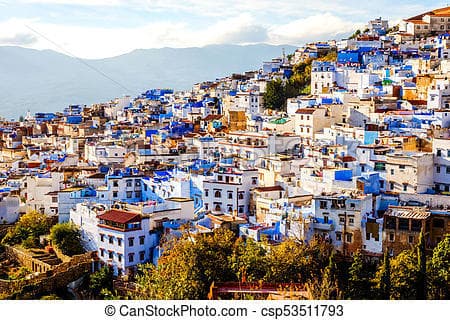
[0,44,296,119]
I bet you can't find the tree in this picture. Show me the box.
[389,249,419,299]
[347,250,371,299]
[263,79,285,110]
[135,228,237,299]
[428,235,450,299]
[416,231,427,299]
[2,211,51,247]
[49,223,84,256]
[349,29,361,39]
[375,251,391,299]
[230,238,267,282]
[308,252,342,300]
[89,266,114,297]
[264,239,310,283]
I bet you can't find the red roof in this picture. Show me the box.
[97,210,141,224]
[254,185,284,192]
[295,108,316,114]
[203,114,223,121]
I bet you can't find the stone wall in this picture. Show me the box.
[4,246,54,274]
[0,250,96,298]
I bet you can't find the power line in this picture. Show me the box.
[25,24,132,93]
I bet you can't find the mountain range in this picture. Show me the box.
[0,44,296,119]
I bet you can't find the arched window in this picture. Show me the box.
[214,190,221,198]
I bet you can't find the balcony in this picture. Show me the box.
[313,219,334,231]
[313,222,334,231]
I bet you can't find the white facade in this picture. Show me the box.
[203,167,258,217]
[25,172,64,216]
[85,143,127,164]
[433,137,450,192]
[0,194,20,224]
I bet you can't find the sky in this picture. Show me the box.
[0,0,445,59]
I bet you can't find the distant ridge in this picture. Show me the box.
[0,44,297,119]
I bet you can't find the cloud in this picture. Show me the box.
[0,32,37,45]
[0,12,362,58]
[2,0,438,58]
[17,0,122,6]
[268,13,363,44]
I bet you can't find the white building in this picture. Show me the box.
[203,165,258,217]
[385,152,434,194]
[25,171,65,216]
[70,197,194,275]
[433,137,450,193]
[0,192,20,224]
[85,142,127,164]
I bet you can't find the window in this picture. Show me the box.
[437,149,442,157]
[113,191,118,198]
[408,235,414,244]
[135,180,141,187]
[108,251,113,259]
[238,192,244,200]
[389,233,395,241]
[432,219,444,228]
[437,166,441,174]
[204,203,209,210]
[217,175,223,181]
[447,150,450,157]
[390,169,394,175]
[350,203,355,209]
[380,180,384,188]
[227,191,233,199]
[128,237,134,247]
[339,217,345,225]
[140,251,145,261]
[126,179,132,187]
[128,253,134,263]
[411,220,422,232]
[323,215,329,224]
[204,189,209,197]
[403,184,407,192]
[399,164,405,169]
[390,182,394,190]
[399,218,409,230]
[447,166,450,174]
[320,201,328,209]
[214,190,221,198]
[118,254,122,262]
[126,191,133,198]
[252,177,258,185]
[336,232,342,241]
[238,206,244,214]
[109,236,114,244]
[139,236,145,245]
[100,234,104,242]
[348,217,354,226]
[135,191,141,198]
[117,238,122,246]
[346,233,353,243]
[113,180,118,187]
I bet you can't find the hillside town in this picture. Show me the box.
[0,6,449,300]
